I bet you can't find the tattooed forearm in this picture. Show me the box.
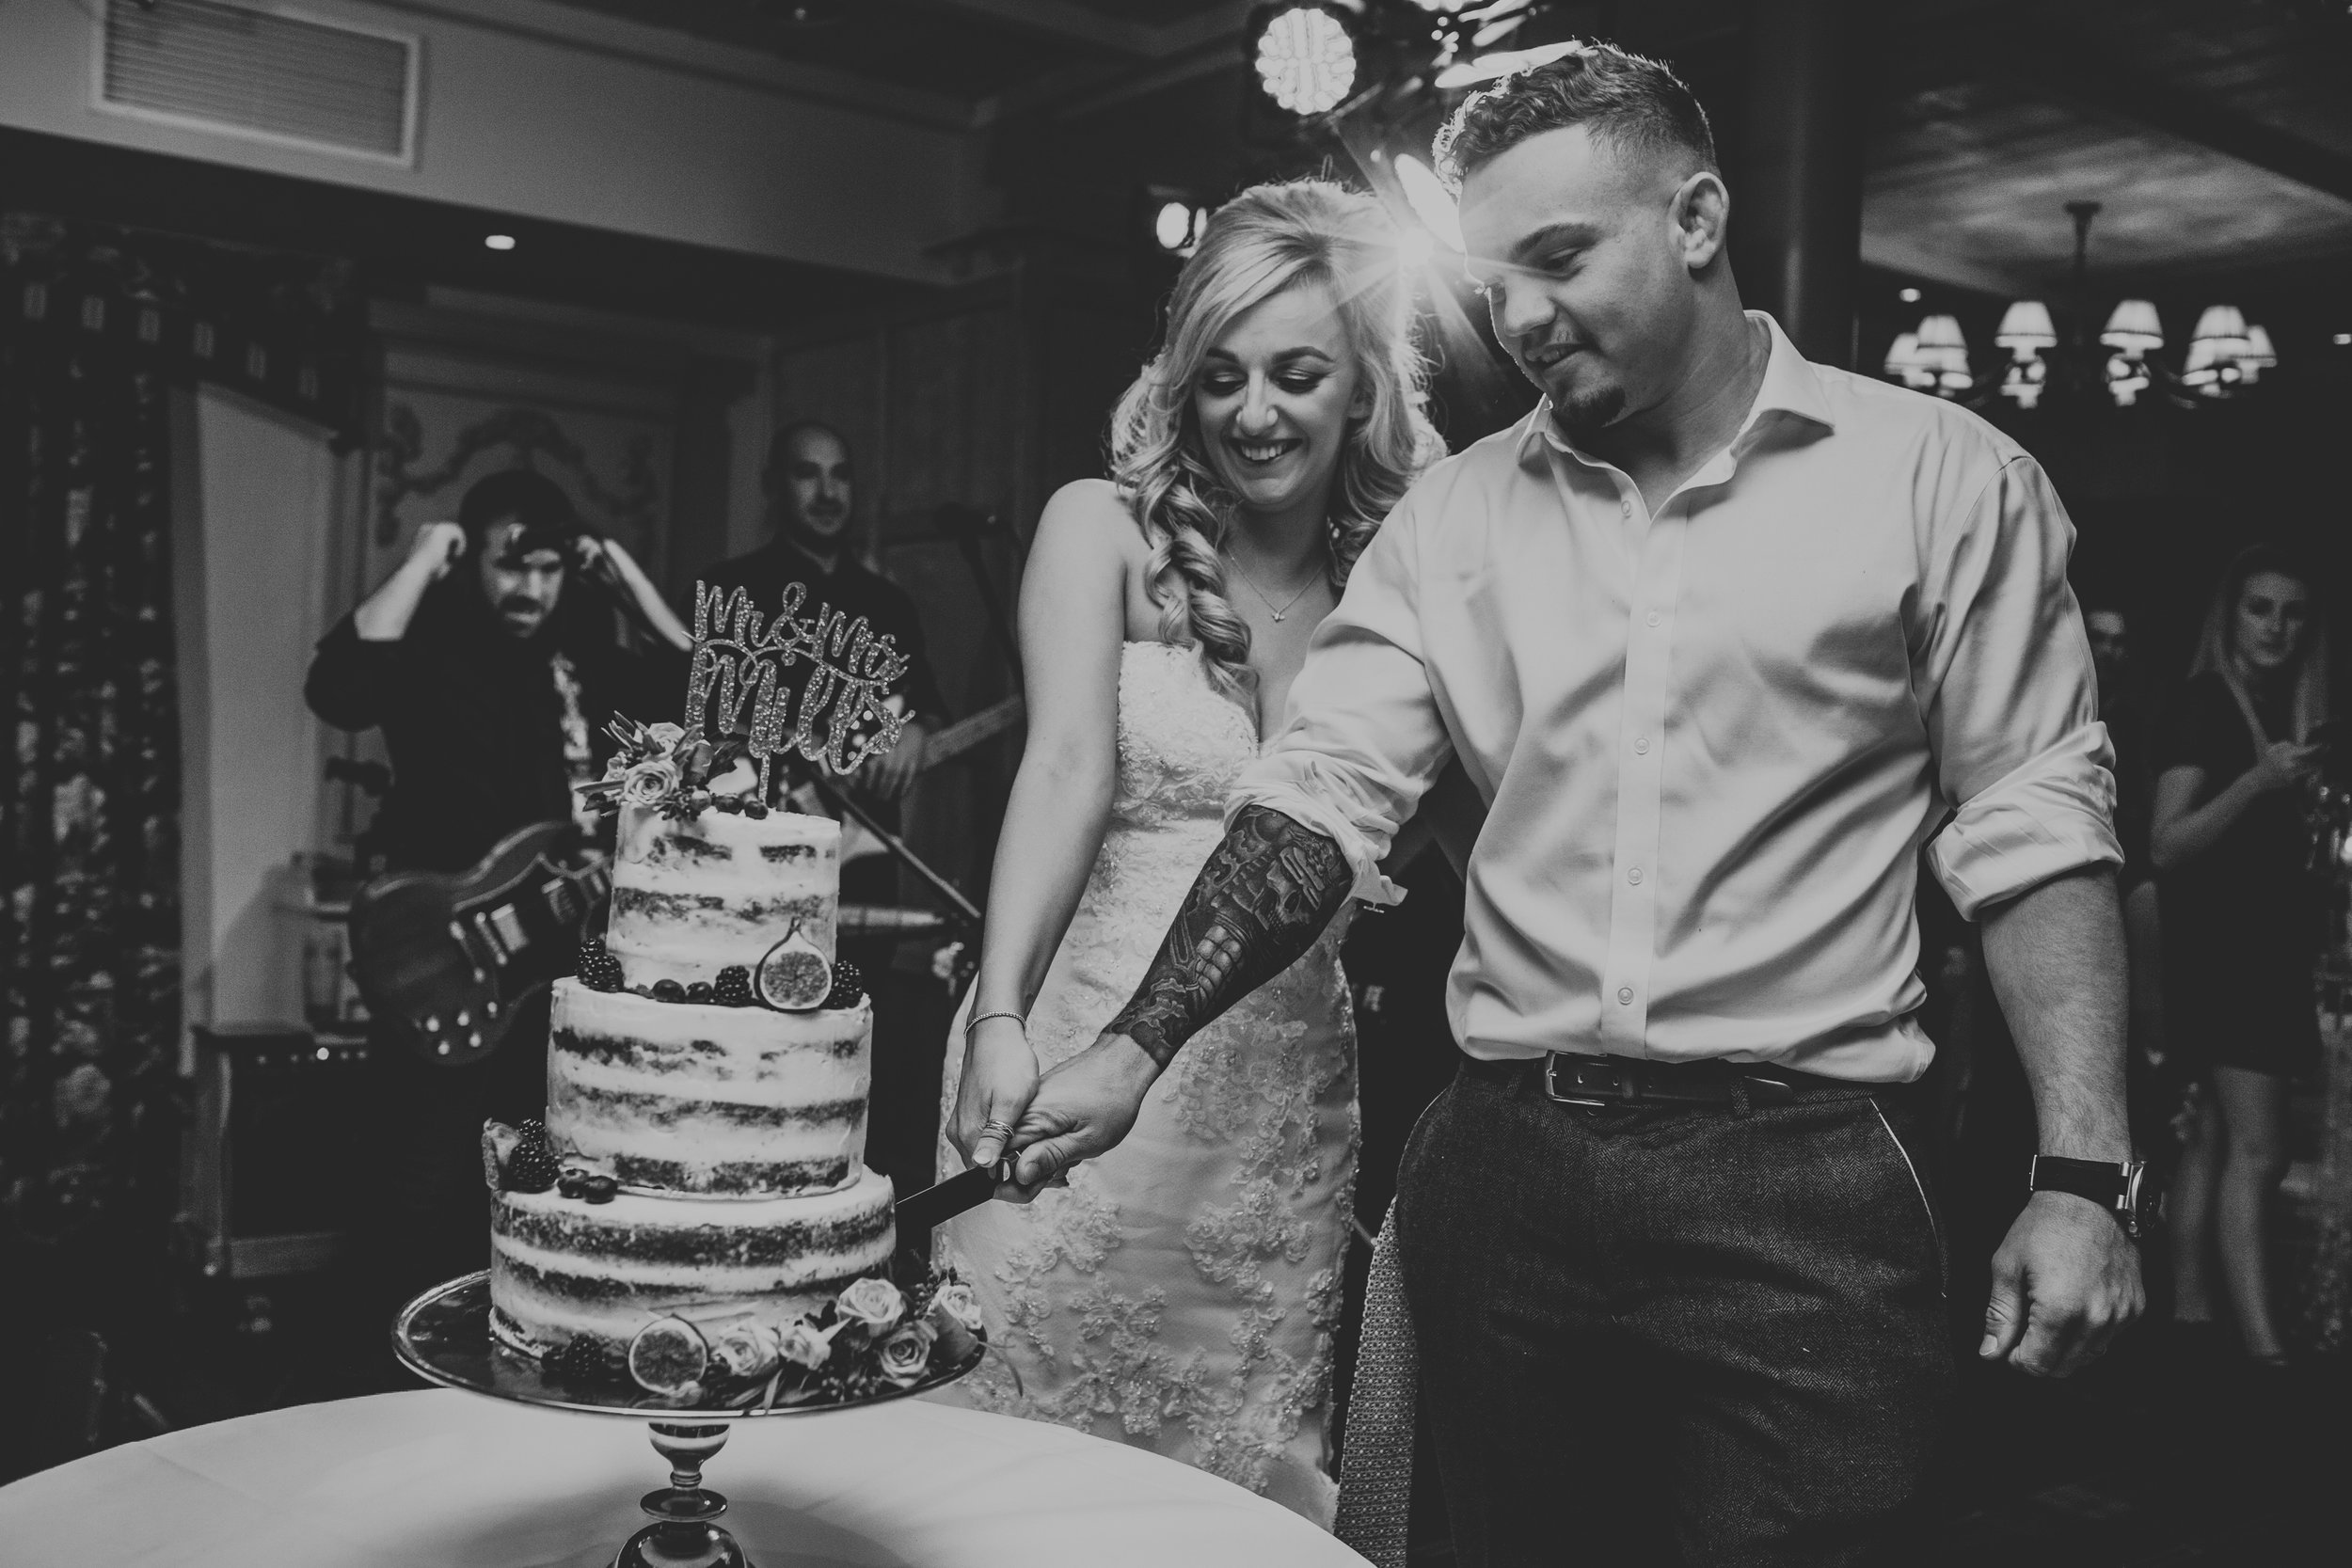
[1106,805,1354,1067]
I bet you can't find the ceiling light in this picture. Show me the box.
[1899,287,1921,304]
[2100,299,2163,356]
[2180,336,2243,397]
[1883,333,1935,390]
[1433,40,1581,90]
[1252,4,1359,117]
[484,233,516,251]
[1153,201,1196,254]
[1913,314,1966,352]
[1393,152,1466,253]
[2189,303,2250,359]
[2106,354,2150,407]
[2238,325,2277,384]
[1994,300,2058,356]
[2335,332,2352,346]
[1999,356,2047,409]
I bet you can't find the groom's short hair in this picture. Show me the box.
[1433,44,1717,193]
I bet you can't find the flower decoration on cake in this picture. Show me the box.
[529,1266,985,1407]
[576,719,766,824]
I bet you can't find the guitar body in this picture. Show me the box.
[346,821,611,1066]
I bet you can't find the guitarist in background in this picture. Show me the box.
[697,420,952,1195]
[306,468,691,1325]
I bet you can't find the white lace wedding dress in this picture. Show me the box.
[934,640,1359,1523]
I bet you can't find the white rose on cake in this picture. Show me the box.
[877,1323,936,1386]
[835,1276,904,1331]
[620,757,680,806]
[776,1320,839,1371]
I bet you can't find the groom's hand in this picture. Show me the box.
[1979,1190,2143,1377]
[1000,1034,1161,1201]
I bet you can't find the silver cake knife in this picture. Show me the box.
[895,1160,1011,1234]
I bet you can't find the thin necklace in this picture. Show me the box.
[1227,543,1327,624]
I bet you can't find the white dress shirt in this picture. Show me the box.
[1233,314,2121,1083]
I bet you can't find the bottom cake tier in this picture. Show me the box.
[489,1164,896,1356]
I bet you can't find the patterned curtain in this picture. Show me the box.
[0,215,362,1250]
[0,298,182,1244]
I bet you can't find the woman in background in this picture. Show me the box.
[933,180,1443,1520]
[2153,546,2330,1367]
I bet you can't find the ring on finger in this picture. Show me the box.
[978,1118,1016,1141]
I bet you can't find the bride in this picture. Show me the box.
[934,179,1443,1520]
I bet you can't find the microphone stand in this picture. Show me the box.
[933,504,1023,679]
[779,757,981,927]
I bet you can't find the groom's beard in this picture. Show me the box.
[1547,381,1628,443]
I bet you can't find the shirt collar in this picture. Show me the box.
[1514,310,1836,472]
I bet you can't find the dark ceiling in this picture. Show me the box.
[544,0,2352,301]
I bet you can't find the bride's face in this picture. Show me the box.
[1192,281,1367,524]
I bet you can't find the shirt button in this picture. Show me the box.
[1620,500,1632,518]
[1628,867,1644,885]
[1633,736,1649,754]
[1645,610,1661,627]
[1617,987,1635,1005]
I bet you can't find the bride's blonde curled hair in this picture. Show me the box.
[1109,179,1443,697]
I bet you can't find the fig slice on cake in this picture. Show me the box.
[754,925,833,1010]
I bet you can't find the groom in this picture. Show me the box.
[974,47,2143,1565]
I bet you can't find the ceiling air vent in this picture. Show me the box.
[98,0,418,165]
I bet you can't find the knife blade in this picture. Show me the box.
[895,1160,1009,1234]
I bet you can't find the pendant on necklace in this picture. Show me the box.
[1271,610,1285,623]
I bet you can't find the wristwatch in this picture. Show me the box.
[2028,1155,2150,1238]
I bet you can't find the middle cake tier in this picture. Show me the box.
[548,978,870,1197]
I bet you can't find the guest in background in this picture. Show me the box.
[306,469,691,1320]
[697,420,948,796]
[2153,546,2329,1367]
[697,420,951,1195]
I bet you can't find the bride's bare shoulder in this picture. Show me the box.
[1035,479,1149,566]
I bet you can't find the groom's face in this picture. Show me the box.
[1460,124,1702,438]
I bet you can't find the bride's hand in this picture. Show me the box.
[952,1015,1039,1170]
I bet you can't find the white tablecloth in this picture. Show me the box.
[0,1388,1369,1567]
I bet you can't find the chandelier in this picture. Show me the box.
[1883,202,2276,410]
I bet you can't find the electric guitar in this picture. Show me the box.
[345,820,611,1066]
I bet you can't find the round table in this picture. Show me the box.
[0,1388,1368,1566]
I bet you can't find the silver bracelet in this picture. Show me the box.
[964,1009,1025,1037]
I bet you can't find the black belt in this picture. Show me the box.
[1461,1052,1880,1109]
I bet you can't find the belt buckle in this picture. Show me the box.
[1543,1053,1613,1108]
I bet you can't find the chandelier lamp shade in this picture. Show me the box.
[2098,298,2165,356]
[1885,203,2274,410]
[1993,300,2058,356]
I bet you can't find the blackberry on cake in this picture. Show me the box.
[712,966,754,1007]
[820,959,865,1010]
[577,939,624,992]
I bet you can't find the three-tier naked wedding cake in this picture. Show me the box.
[485,797,897,1362]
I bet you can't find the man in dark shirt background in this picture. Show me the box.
[306,468,691,1323]
[697,420,948,784]
[698,420,952,1194]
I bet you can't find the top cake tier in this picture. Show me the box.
[605,803,838,991]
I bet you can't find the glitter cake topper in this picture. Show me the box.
[684,580,911,792]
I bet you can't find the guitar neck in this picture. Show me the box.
[917,695,1024,772]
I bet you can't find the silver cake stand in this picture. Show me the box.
[392,1272,978,1568]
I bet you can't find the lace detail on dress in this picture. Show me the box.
[937,641,1359,1524]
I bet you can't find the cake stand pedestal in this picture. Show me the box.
[392,1272,977,1568]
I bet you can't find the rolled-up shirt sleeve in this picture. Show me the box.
[1230,490,1455,907]
[1920,454,2122,919]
